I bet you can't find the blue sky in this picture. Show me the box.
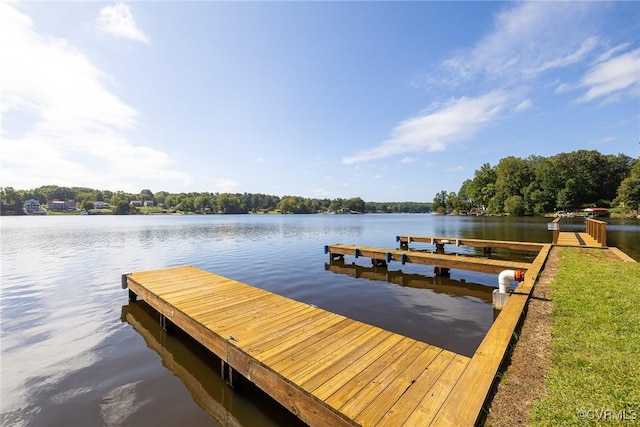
[1,1,639,202]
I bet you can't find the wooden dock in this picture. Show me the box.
[325,243,531,275]
[396,236,544,252]
[124,266,473,427]
[552,217,607,248]
[556,231,601,247]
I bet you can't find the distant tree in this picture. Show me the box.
[140,189,155,202]
[115,200,131,215]
[346,197,366,213]
[494,156,530,201]
[504,195,525,216]
[0,187,23,215]
[278,196,310,214]
[217,193,244,214]
[433,191,448,210]
[556,178,580,211]
[466,163,496,209]
[615,159,640,213]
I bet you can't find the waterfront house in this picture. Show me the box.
[94,201,111,209]
[143,200,154,207]
[46,200,76,211]
[130,200,143,207]
[24,199,45,215]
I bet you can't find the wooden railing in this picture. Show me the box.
[551,217,561,244]
[586,218,607,247]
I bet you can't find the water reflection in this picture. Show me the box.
[325,259,493,302]
[121,302,305,427]
[322,259,494,357]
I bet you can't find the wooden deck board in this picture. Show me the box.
[299,329,394,392]
[609,247,637,262]
[376,351,457,427]
[289,327,384,385]
[353,344,442,426]
[324,337,416,409]
[311,333,406,402]
[266,319,361,371]
[556,231,602,248]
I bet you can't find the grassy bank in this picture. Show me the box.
[529,248,640,426]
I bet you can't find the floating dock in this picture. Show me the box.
[124,266,475,427]
[324,243,531,275]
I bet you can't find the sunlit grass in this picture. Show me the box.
[529,248,640,426]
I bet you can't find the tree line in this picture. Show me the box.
[432,150,638,215]
[0,186,431,215]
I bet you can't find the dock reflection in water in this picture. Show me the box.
[120,302,305,427]
[325,259,494,303]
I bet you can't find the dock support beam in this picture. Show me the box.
[483,246,492,256]
[435,243,445,254]
[221,360,236,388]
[128,289,137,302]
[371,258,387,267]
[160,314,174,334]
[434,266,450,277]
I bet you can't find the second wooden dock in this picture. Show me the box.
[325,243,532,275]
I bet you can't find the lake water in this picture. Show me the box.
[1,214,638,426]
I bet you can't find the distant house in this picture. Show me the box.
[47,200,76,211]
[130,200,143,207]
[143,200,154,207]
[93,201,111,209]
[581,207,609,218]
[24,199,44,215]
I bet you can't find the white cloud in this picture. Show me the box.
[400,157,416,163]
[576,48,640,103]
[437,2,600,86]
[591,136,616,145]
[314,188,330,197]
[342,91,508,164]
[214,179,239,193]
[0,2,184,191]
[445,165,466,173]
[97,2,150,44]
[515,99,533,112]
[345,1,612,165]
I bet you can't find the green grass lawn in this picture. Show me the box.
[530,248,640,426]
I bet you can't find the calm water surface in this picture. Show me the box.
[1,214,638,426]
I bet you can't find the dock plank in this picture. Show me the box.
[324,337,416,409]
[311,333,404,401]
[376,351,457,427]
[353,344,442,426]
